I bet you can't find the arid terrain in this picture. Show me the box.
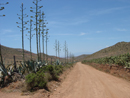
[50,62,130,98]
[86,41,130,60]
[0,45,65,66]
[1,62,130,98]
[1,0,130,97]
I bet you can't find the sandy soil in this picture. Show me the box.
[1,62,130,98]
[50,62,130,98]
[86,62,130,81]
[0,66,72,98]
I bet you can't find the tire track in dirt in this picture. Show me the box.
[50,62,130,98]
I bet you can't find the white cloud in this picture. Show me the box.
[48,16,89,28]
[49,19,88,26]
[106,45,109,48]
[3,29,13,33]
[86,38,94,40]
[4,29,13,32]
[89,6,129,16]
[80,32,86,36]
[1,29,14,35]
[69,19,89,25]
[7,34,21,37]
[50,33,74,36]
[116,28,127,31]
[50,32,87,36]
[96,31,102,33]
[49,21,62,25]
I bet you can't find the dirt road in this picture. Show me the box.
[50,62,130,98]
[1,62,130,98]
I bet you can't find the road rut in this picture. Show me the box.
[50,62,130,98]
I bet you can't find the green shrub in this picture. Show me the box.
[25,73,36,90]
[55,65,64,75]
[47,65,59,81]
[25,64,74,91]
[35,71,47,88]
[25,65,60,90]
[44,72,52,81]
[25,71,47,90]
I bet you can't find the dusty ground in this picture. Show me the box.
[0,66,73,98]
[50,62,130,98]
[86,62,130,81]
[1,62,130,98]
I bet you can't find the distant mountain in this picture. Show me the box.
[75,54,90,61]
[85,41,130,60]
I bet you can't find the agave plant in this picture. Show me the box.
[0,62,8,87]
[0,62,7,76]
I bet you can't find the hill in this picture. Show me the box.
[75,54,90,61]
[85,41,130,60]
[0,45,60,65]
[2,41,129,65]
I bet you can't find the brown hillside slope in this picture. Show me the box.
[1,45,37,65]
[86,41,130,60]
[75,54,89,61]
[0,45,62,66]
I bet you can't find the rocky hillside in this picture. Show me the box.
[85,41,130,60]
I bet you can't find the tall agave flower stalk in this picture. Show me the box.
[41,11,45,62]
[16,3,28,66]
[27,19,34,61]
[45,29,49,63]
[0,2,9,17]
[30,0,43,62]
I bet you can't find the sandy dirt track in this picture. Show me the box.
[50,62,130,98]
[1,62,130,98]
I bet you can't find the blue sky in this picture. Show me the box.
[0,0,130,57]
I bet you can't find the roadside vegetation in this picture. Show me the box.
[82,53,130,81]
[82,53,130,68]
[25,63,73,91]
[0,0,76,91]
[85,42,130,60]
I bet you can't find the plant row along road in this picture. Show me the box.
[83,53,130,68]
